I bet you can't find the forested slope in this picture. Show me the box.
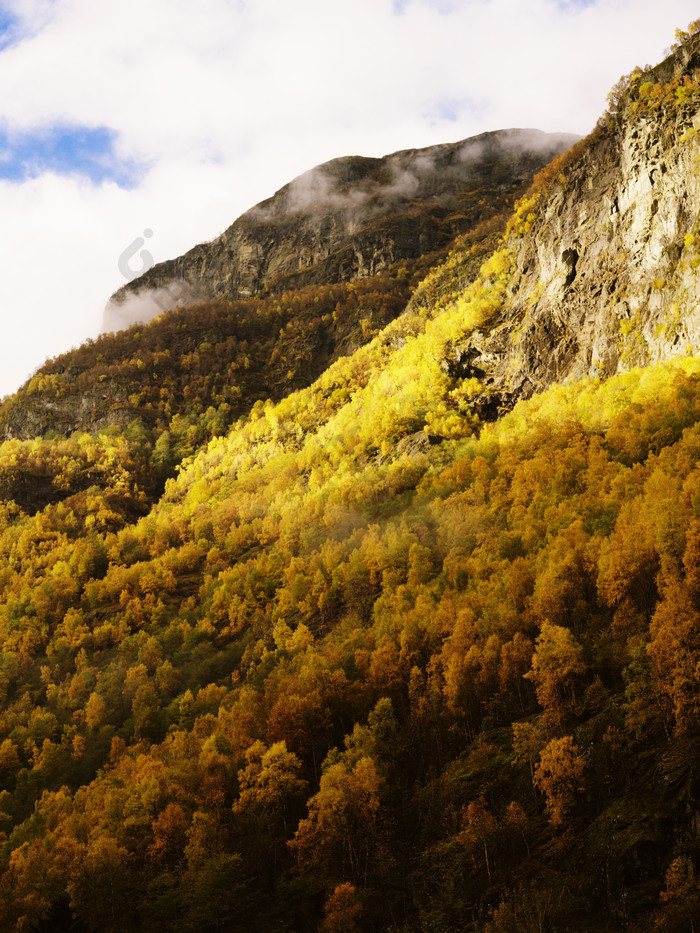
[3,338,700,932]
[1,23,700,933]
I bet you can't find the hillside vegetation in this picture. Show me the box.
[1,25,700,933]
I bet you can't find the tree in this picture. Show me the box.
[498,633,535,713]
[148,803,187,864]
[597,498,659,620]
[178,852,254,933]
[320,882,363,933]
[534,736,585,827]
[457,797,497,884]
[85,691,107,730]
[485,881,556,933]
[65,835,133,933]
[655,855,700,932]
[647,576,700,734]
[291,755,381,886]
[233,740,307,835]
[512,720,544,795]
[524,622,585,727]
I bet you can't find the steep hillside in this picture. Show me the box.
[449,30,700,411]
[2,23,700,933]
[0,268,427,461]
[106,129,576,322]
[0,131,571,449]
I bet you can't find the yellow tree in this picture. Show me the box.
[534,735,585,827]
[233,739,307,835]
[320,882,363,933]
[290,754,381,886]
[457,797,497,884]
[524,621,585,728]
[647,578,700,734]
[655,855,700,932]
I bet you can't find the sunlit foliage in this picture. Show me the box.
[1,31,700,930]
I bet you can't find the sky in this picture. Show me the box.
[0,0,698,398]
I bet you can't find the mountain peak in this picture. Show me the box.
[103,129,578,333]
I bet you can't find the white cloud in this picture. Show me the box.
[0,0,698,397]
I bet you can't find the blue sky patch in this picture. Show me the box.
[425,96,487,126]
[557,0,596,9]
[0,124,145,187]
[0,6,18,50]
[392,0,459,14]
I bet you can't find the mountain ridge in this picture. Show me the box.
[1,25,700,933]
[103,128,577,331]
[0,129,573,455]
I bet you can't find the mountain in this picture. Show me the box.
[0,129,572,452]
[1,24,700,933]
[447,34,700,411]
[105,129,577,327]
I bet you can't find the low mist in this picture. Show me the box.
[458,128,580,164]
[101,280,201,334]
[250,166,372,222]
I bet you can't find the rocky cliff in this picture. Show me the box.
[15,33,700,444]
[455,34,700,412]
[104,129,577,330]
[3,129,575,443]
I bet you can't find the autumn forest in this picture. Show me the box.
[1,24,700,933]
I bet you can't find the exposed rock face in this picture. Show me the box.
[461,37,700,410]
[3,129,576,443]
[104,129,577,331]
[1,380,135,440]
